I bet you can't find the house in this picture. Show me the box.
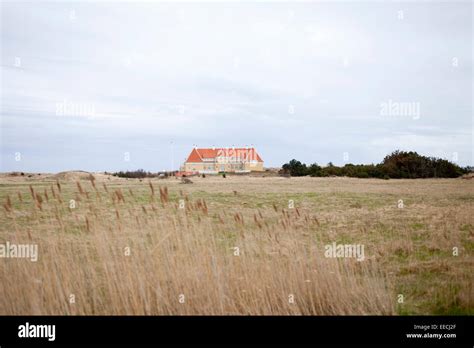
[181,147,264,174]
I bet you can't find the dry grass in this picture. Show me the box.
[0,175,472,315]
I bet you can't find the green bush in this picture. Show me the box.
[281,151,469,179]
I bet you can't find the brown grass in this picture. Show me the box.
[0,175,472,315]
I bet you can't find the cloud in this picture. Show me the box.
[1,1,472,172]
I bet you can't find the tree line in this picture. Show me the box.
[111,169,172,179]
[281,151,470,179]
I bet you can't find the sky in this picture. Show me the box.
[1,0,472,172]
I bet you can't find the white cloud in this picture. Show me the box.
[1,1,472,171]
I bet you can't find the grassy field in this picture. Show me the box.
[0,174,472,315]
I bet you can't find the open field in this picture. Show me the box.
[0,174,472,315]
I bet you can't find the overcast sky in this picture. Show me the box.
[1,1,472,172]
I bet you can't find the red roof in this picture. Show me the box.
[185,148,263,163]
